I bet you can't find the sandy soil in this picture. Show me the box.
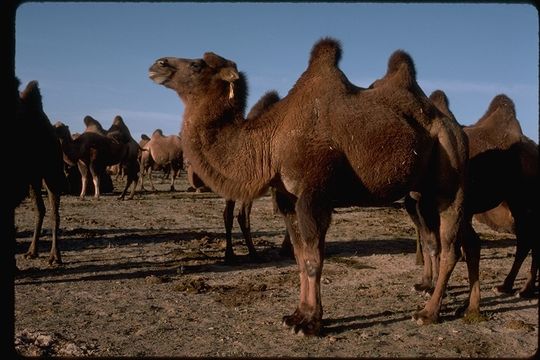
[13,174,539,357]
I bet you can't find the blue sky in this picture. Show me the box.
[15,2,538,142]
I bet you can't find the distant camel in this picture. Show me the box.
[81,115,140,200]
[408,91,538,298]
[222,90,282,263]
[17,80,67,265]
[139,129,183,192]
[149,37,475,335]
[55,122,132,200]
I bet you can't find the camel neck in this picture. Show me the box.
[181,100,276,202]
[58,135,79,166]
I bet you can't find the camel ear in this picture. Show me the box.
[219,67,239,83]
[203,52,228,69]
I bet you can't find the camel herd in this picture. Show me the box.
[12,37,538,337]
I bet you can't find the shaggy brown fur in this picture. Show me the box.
[410,91,538,298]
[18,81,67,265]
[149,38,474,335]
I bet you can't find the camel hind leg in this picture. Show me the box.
[405,194,440,293]
[223,199,236,263]
[78,162,89,199]
[413,201,464,324]
[237,201,260,261]
[496,205,538,297]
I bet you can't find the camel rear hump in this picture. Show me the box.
[475,94,523,136]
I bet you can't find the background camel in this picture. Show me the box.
[55,122,130,200]
[80,115,140,200]
[17,80,67,265]
[139,129,183,192]
[409,90,538,298]
[149,37,475,335]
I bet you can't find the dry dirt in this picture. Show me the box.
[14,174,539,357]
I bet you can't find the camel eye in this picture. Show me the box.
[190,61,202,72]
[157,59,168,67]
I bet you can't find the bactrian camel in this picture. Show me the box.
[80,115,140,200]
[18,80,67,265]
[149,38,475,335]
[408,91,538,298]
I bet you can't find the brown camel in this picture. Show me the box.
[55,122,131,200]
[222,90,282,263]
[408,90,538,298]
[81,115,140,200]
[149,38,475,335]
[18,80,67,265]
[139,129,183,192]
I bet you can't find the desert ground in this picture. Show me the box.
[13,173,539,357]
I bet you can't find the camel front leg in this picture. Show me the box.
[46,186,62,265]
[25,182,45,259]
[78,162,89,199]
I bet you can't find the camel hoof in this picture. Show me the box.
[248,252,264,263]
[224,252,238,265]
[279,246,294,259]
[516,288,536,299]
[282,314,320,336]
[48,257,63,266]
[413,283,433,293]
[412,309,438,325]
[494,284,514,295]
[24,252,38,260]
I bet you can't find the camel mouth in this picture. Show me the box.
[148,71,169,85]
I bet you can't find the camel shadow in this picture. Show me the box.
[322,309,414,335]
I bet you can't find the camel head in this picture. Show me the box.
[149,52,247,109]
[53,121,72,142]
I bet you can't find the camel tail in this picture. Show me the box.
[309,37,342,67]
